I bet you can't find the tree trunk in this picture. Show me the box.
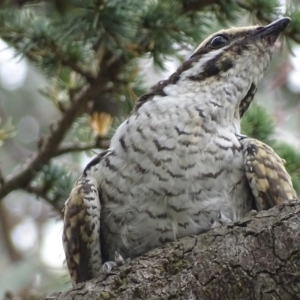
[46,200,300,300]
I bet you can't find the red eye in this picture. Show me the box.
[209,35,228,49]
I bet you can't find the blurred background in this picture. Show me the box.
[0,0,299,299]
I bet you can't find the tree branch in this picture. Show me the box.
[46,200,300,300]
[54,139,110,157]
[25,48,96,83]
[0,45,129,203]
[0,84,99,201]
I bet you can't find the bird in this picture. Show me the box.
[62,17,296,286]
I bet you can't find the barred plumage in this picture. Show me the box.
[63,17,295,286]
[240,137,296,210]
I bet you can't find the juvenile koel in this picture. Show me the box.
[63,17,296,286]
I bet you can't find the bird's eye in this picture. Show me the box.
[209,35,228,49]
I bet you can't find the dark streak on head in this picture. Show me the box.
[188,55,234,81]
[135,48,211,111]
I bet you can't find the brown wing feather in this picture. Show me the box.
[62,176,102,286]
[241,138,297,211]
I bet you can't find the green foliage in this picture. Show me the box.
[241,105,275,144]
[209,0,240,24]
[40,70,86,111]
[289,5,300,41]
[32,163,77,210]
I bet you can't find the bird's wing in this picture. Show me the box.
[240,137,297,211]
[63,161,103,286]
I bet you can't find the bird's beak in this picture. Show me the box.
[252,17,291,43]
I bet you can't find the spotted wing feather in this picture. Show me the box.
[241,138,297,211]
[62,176,102,286]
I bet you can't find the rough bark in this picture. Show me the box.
[46,200,300,300]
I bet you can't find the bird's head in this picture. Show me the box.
[144,18,290,120]
[181,17,291,118]
[191,17,290,70]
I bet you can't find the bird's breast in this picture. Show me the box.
[97,98,253,260]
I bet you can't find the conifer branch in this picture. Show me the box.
[0,84,98,201]
[0,45,132,201]
[55,139,110,157]
[25,47,96,82]
[180,0,218,13]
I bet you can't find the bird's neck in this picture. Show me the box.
[162,74,250,125]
